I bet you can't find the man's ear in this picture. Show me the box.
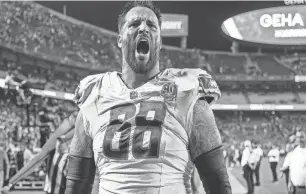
[117,35,122,48]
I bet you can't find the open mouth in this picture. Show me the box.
[137,39,149,55]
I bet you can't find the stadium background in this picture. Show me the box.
[0,1,306,194]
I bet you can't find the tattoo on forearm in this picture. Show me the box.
[69,112,94,158]
[189,100,222,161]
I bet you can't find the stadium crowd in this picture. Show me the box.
[0,1,304,84]
[217,111,306,150]
[0,87,77,181]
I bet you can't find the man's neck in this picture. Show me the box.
[121,62,160,89]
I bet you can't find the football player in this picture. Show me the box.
[65,1,231,194]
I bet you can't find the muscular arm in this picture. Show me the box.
[189,100,232,194]
[65,111,96,194]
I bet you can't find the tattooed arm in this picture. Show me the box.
[65,111,96,194]
[189,100,232,194]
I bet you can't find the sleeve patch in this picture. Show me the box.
[198,75,221,104]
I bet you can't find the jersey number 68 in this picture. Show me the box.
[103,102,166,160]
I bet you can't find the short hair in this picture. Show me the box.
[117,1,162,33]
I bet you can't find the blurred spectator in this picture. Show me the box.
[37,108,53,147]
[227,145,236,169]
[253,141,264,186]
[241,140,256,194]
[23,144,34,166]
[268,144,280,183]
[16,143,25,171]
[0,142,10,187]
[280,143,295,192]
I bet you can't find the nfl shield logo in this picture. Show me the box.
[161,82,177,100]
[130,91,138,99]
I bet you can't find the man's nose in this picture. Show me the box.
[138,22,149,34]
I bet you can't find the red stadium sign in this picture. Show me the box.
[221,5,306,46]
[161,14,188,37]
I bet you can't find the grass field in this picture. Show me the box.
[10,157,290,194]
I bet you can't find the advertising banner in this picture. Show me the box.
[221,5,306,46]
[161,14,189,37]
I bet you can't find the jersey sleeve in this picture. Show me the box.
[197,70,221,105]
[73,73,104,108]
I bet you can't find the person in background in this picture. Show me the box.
[3,143,14,179]
[228,145,236,169]
[238,143,244,165]
[16,143,25,171]
[280,143,295,193]
[4,69,32,104]
[44,127,75,194]
[282,135,306,194]
[253,141,264,186]
[36,108,54,147]
[268,144,280,183]
[23,143,34,165]
[0,143,10,187]
[241,140,256,194]
[234,146,240,166]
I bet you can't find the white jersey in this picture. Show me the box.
[74,68,220,194]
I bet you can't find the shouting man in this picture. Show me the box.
[65,1,231,194]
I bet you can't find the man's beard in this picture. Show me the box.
[124,42,159,73]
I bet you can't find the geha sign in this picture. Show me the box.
[161,14,188,37]
[221,5,306,46]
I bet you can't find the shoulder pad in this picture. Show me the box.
[74,73,104,107]
[163,68,220,104]
[179,68,221,104]
[196,69,221,104]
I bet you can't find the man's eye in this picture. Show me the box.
[130,22,140,27]
[147,22,156,28]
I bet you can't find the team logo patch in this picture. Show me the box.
[130,91,138,99]
[161,82,177,100]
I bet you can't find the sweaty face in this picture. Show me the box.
[119,7,161,73]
